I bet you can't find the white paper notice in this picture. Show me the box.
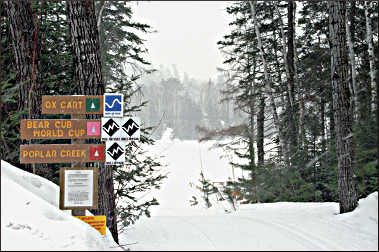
[64,170,93,207]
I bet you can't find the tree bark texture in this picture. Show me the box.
[328,0,358,214]
[66,0,104,95]
[286,0,297,157]
[345,2,358,118]
[6,0,40,115]
[364,1,377,111]
[66,0,118,244]
[257,92,265,166]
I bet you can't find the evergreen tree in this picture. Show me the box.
[95,1,167,232]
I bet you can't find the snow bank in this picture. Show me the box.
[1,160,122,251]
[336,192,378,236]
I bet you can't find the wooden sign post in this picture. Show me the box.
[71,113,86,216]
[20,95,107,220]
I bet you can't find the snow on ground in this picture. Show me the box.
[120,129,378,251]
[1,160,122,251]
[1,128,377,251]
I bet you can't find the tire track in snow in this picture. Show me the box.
[177,217,217,250]
[237,216,339,250]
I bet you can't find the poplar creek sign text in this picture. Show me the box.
[20,119,101,139]
[20,144,105,164]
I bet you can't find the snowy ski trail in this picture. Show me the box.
[120,136,378,251]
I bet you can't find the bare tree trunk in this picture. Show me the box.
[249,0,288,163]
[321,97,326,154]
[66,0,118,243]
[328,0,357,214]
[286,0,298,158]
[293,1,305,150]
[345,1,358,118]
[257,90,265,166]
[365,1,377,112]
[249,58,258,203]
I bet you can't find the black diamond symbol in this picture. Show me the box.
[107,142,124,161]
[103,119,119,136]
[122,118,139,137]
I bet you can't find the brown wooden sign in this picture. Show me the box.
[20,144,105,164]
[59,167,98,210]
[20,119,101,139]
[41,95,103,115]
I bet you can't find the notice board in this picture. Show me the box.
[59,167,98,210]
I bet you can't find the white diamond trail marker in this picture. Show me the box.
[121,117,140,141]
[105,141,126,165]
[101,117,122,141]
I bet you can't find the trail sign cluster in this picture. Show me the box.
[19,93,141,235]
[20,94,141,166]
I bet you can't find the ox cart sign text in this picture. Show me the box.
[42,95,103,114]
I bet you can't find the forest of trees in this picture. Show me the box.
[130,65,245,140]
[131,1,378,215]
[197,0,378,214]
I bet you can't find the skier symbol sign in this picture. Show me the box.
[105,141,126,165]
[103,93,123,117]
[101,118,121,141]
[121,117,140,141]
[101,117,140,141]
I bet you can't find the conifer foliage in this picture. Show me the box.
[208,0,378,210]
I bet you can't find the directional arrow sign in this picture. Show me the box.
[20,119,101,139]
[20,144,105,164]
[42,95,103,115]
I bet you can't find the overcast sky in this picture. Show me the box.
[132,1,233,82]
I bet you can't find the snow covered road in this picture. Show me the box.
[124,198,378,251]
[121,133,378,250]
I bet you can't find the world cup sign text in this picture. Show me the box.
[20,119,101,139]
[20,144,105,164]
[42,95,103,115]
